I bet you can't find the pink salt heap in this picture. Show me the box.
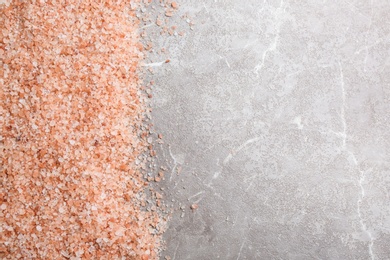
[0,0,161,259]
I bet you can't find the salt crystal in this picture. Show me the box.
[0,0,11,7]
[36,225,42,232]
[115,229,124,237]
[76,249,84,257]
[130,2,138,10]
[0,204,6,210]
[61,251,70,258]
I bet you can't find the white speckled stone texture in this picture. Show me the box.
[148,0,390,259]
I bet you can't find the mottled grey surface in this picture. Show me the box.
[147,0,390,259]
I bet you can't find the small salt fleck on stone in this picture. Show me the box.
[36,225,42,232]
[0,204,6,210]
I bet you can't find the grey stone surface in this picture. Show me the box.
[147,0,390,259]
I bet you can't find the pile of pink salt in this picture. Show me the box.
[0,0,162,259]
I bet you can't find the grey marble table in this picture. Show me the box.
[146,1,390,259]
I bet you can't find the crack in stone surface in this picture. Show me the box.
[338,60,375,260]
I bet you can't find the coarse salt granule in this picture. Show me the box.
[0,1,163,259]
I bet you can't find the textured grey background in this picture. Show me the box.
[146,0,390,259]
